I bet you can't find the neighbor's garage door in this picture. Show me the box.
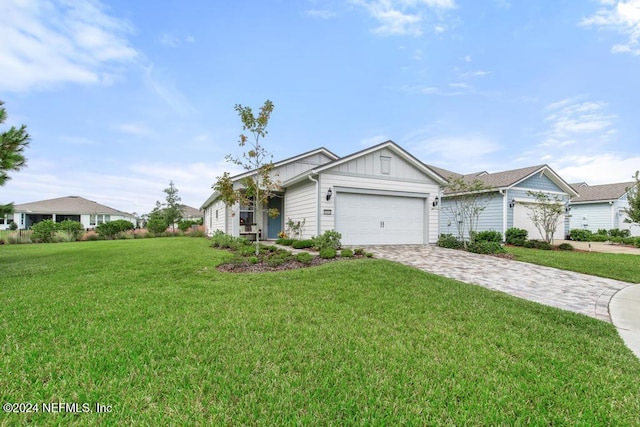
[514,202,564,241]
[335,193,425,245]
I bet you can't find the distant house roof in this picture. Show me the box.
[14,196,132,216]
[181,205,203,218]
[570,181,636,203]
[431,164,578,197]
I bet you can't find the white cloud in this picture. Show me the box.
[351,0,455,36]
[405,132,501,172]
[0,0,138,92]
[113,123,153,136]
[541,98,616,147]
[582,0,640,55]
[2,159,239,214]
[555,153,640,184]
[160,33,196,47]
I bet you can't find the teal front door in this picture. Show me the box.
[267,197,282,239]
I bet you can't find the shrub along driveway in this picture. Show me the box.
[363,245,631,323]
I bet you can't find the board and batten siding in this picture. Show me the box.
[506,188,570,235]
[283,180,318,239]
[272,153,335,183]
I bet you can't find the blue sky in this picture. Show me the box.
[1,0,639,214]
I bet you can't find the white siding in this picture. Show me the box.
[283,180,317,239]
[204,200,228,236]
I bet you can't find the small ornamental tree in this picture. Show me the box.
[441,176,493,248]
[1,100,31,216]
[623,171,640,228]
[525,191,565,245]
[163,180,183,232]
[213,100,280,255]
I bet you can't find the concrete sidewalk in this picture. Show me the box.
[609,284,640,359]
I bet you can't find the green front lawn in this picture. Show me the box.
[506,246,640,283]
[1,238,639,425]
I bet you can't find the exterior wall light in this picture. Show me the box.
[509,199,516,208]
[326,188,333,201]
[432,196,439,207]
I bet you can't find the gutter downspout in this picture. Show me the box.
[308,174,320,236]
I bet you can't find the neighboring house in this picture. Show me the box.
[180,205,204,222]
[432,164,578,241]
[568,181,639,236]
[2,196,136,230]
[201,141,447,245]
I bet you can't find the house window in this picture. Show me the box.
[215,209,218,220]
[380,156,391,175]
[90,215,96,226]
[239,199,254,227]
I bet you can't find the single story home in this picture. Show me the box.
[180,205,204,222]
[568,181,639,236]
[431,164,578,241]
[201,141,447,245]
[1,196,136,230]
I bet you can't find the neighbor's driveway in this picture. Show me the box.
[363,245,631,322]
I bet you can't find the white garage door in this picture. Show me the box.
[514,202,565,241]
[335,192,425,245]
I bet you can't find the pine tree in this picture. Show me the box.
[1,100,31,216]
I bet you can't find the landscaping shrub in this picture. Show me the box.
[312,230,342,250]
[569,229,592,242]
[467,241,506,255]
[30,219,58,243]
[85,234,102,241]
[97,220,135,240]
[319,247,337,259]
[596,229,609,236]
[248,256,259,265]
[187,229,206,238]
[292,239,315,249]
[623,237,637,245]
[524,239,553,250]
[590,234,609,242]
[614,229,631,238]
[276,238,294,246]
[57,219,84,241]
[8,222,18,231]
[636,239,640,249]
[557,243,574,251]
[505,228,528,246]
[210,231,237,249]
[177,219,198,232]
[146,217,168,234]
[295,252,314,265]
[437,234,463,249]
[340,248,354,258]
[354,248,365,256]
[365,252,374,258]
[473,230,502,243]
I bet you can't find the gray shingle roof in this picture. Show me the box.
[570,181,636,203]
[181,205,203,218]
[14,196,131,216]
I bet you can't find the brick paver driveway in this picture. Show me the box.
[363,245,632,322]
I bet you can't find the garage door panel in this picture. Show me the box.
[514,203,564,241]
[336,193,425,245]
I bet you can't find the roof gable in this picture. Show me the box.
[284,140,447,186]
